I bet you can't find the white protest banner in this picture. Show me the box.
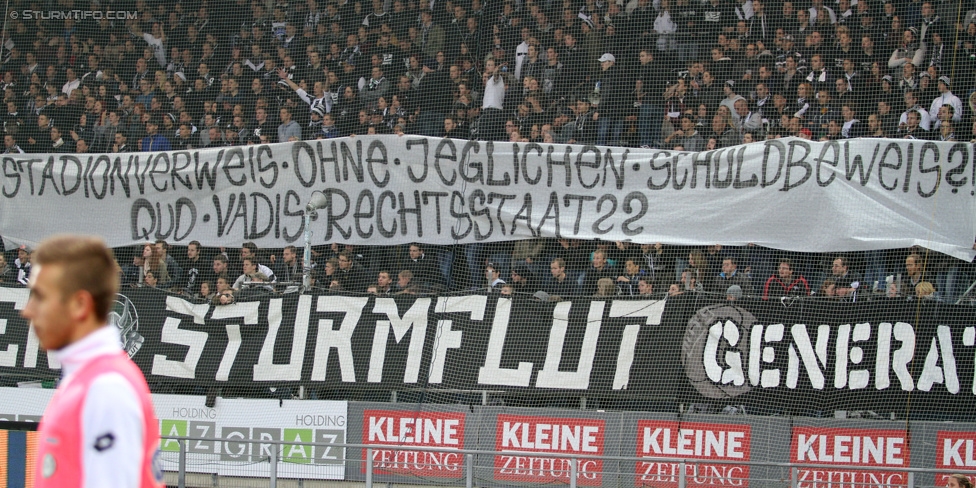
[1,136,974,260]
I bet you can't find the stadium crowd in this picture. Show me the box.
[1,238,970,305]
[1,0,976,155]
[1,1,975,303]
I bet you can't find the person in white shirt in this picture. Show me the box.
[654,0,678,51]
[514,27,531,80]
[141,23,168,68]
[899,90,932,131]
[929,76,963,128]
[61,68,81,97]
[480,59,507,140]
[233,257,277,290]
[277,69,332,115]
[14,244,31,284]
[482,58,506,111]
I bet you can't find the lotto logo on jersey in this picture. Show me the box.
[934,431,976,487]
[790,427,909,488]
[636,421,751,487]
[494,414,605,486]
[362,410,466,478]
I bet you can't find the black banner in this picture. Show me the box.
[0,286,973,415]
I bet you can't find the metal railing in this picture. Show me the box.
[162,434,976,488]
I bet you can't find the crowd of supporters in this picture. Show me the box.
[2,238,970,305]
[2,1,975,300]
[2,0,976,156]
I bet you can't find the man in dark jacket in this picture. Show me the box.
[570,98,598,144]
[141,118,172,152]
[582,249,616,295]
[636,50,668,148]
[593,53,630,146]
[335,250,368,292]
[415,62,453,136]
[271,246,303,286]
[544,258,580,298]
[711,257,754,297]
[401,244,444,291]
[762,258,811,299]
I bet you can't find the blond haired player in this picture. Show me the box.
[22,235,163,488]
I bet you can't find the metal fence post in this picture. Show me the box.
[791,467,798,488]
[570,458,578,488]
[268,443,277,488]
[366,447,373,488]
[907,471,914,488]
[178,439,186,488]
[466,453,473,488]
[678,461,686,488]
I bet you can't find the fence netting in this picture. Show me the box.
[1,0,976,485]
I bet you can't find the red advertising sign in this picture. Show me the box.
[636,421,751,487]
[494,414,605,486]
[790,427,909,488]
[935,431,976,487]
[362,410,466,478]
